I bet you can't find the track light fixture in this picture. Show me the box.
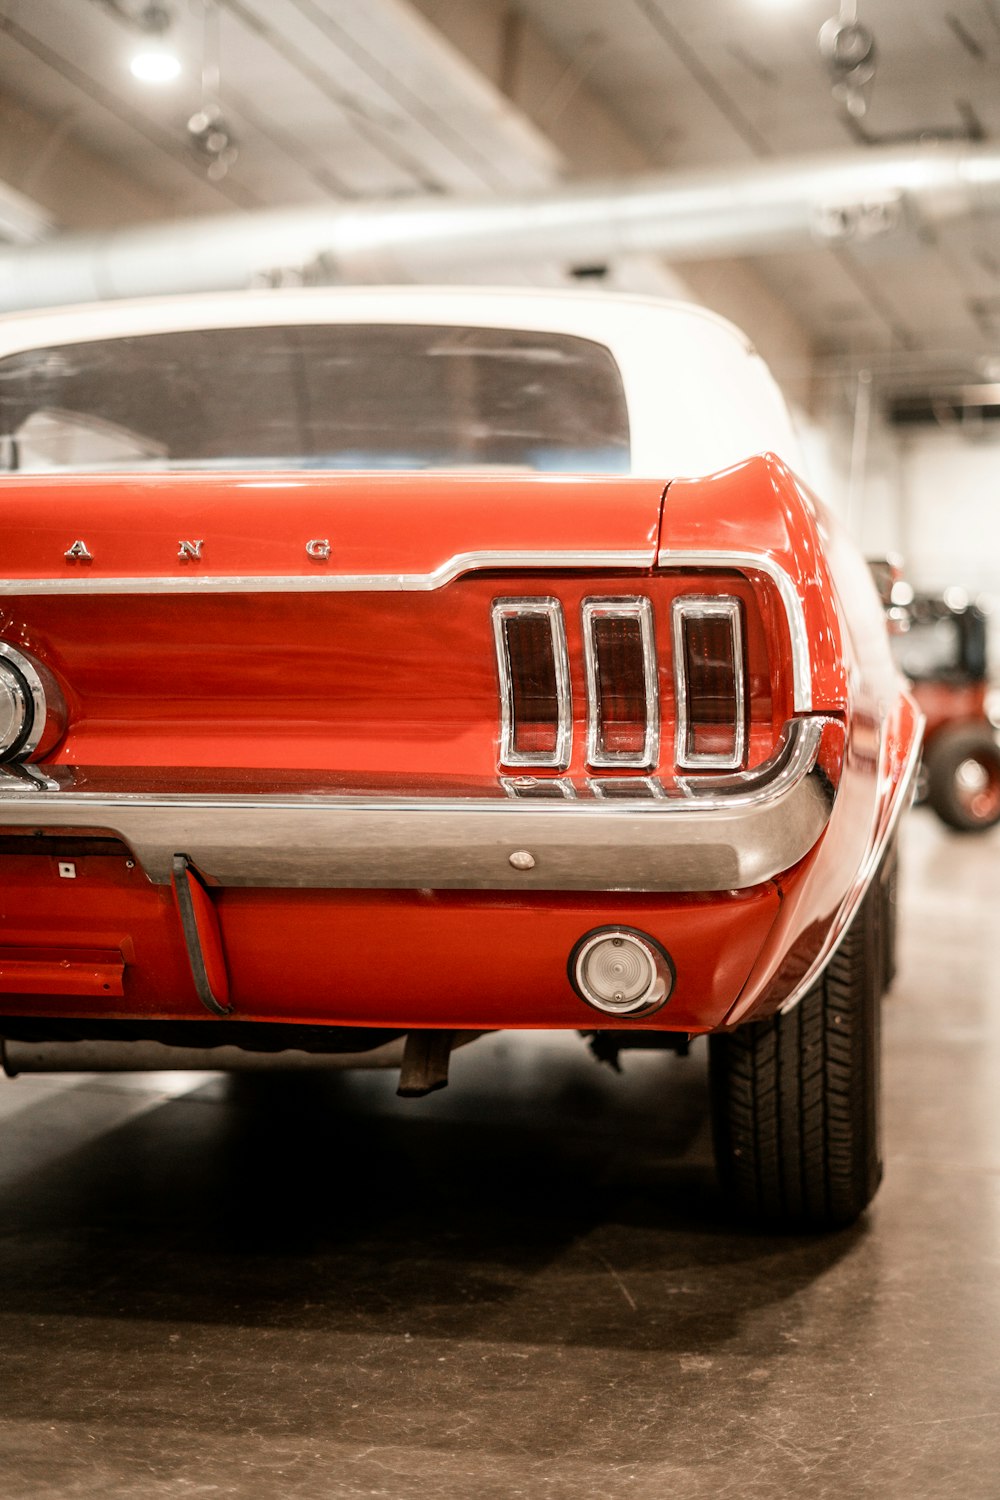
[818,0,877,119]
[188,1,238,180]
[127,2,182,84]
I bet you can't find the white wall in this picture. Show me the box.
[807,411,1000,675]
[895,424,1000,598]
[828,414,1000,603]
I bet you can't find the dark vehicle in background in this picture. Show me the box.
[894,593,1000,832]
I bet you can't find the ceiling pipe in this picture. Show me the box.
[1,143,1000,312]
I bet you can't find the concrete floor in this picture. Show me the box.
[0,808,998,1499]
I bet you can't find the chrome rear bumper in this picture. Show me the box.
[0,717,841,893]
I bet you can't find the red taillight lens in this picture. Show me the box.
[507,614,559,755]
[672,597,746,769]
[492,599,571,767]
[593,617,645,754]
[582,598,658,768]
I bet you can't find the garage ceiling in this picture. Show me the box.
[510,0,1000,388]
[0,0,996,398]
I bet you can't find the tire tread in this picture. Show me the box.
[709,870,886,1231]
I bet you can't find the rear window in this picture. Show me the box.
[0,323,630,475]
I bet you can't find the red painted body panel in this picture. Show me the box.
[0,946,124,998]
[0,456,919,1036]
[0,473,796,777]
[0,850,779,1031]
[0,471,664,584]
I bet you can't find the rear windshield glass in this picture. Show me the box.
[0,323,630,475]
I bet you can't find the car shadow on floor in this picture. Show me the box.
[0,1036,866,1359]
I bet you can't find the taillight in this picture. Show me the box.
[582,598,659,769]
[492,599,572,768]
[672,596,746,770]
[493,587,759,775]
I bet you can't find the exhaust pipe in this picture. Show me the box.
[1,1032,482,1077]
[1,1035,409,1075]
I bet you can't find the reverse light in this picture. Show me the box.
[582,597,659,769]
[0,644,66,762]
[492,599,572,768]
[672,596,746,770]
[569,926,675,1017]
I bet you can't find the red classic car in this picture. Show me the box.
[0,288,920,1229]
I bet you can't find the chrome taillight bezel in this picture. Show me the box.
[671,595,746,771]
[581,596,659,770]
[0,643,66,763]
[492,598,572,769]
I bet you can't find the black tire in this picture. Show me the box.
[709,875,884,1231]
[925,725,1000,832]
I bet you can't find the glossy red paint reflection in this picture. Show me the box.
[0,456,919,1034]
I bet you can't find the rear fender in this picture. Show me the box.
[658,454,922,1022]
[657,454,850,714]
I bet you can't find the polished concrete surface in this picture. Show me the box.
[1,808,998,1498]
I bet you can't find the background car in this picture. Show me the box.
[893,591,1000,832]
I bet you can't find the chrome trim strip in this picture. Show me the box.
[588,776,668,801]
[0,549,653,598]
[492,598,572,769]
[0,717,840,893]
[777,707,924,1014]
[0,762,60,793]
[657,549,812,712]
[500,776,578,800]
[581,596,659,770]
[671,595,746,772]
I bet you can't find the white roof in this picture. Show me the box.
[0,286,801,480]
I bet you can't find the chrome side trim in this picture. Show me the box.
[0,549,653,598]
[671,595,746,772]
[657,549,812,712]
[492,598,572,769]
[777,706,924,1014]
[581,596,659,770]
[0,717,841,893]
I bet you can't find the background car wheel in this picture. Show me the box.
[925,726,1000,832]
[709,875,884,1232]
